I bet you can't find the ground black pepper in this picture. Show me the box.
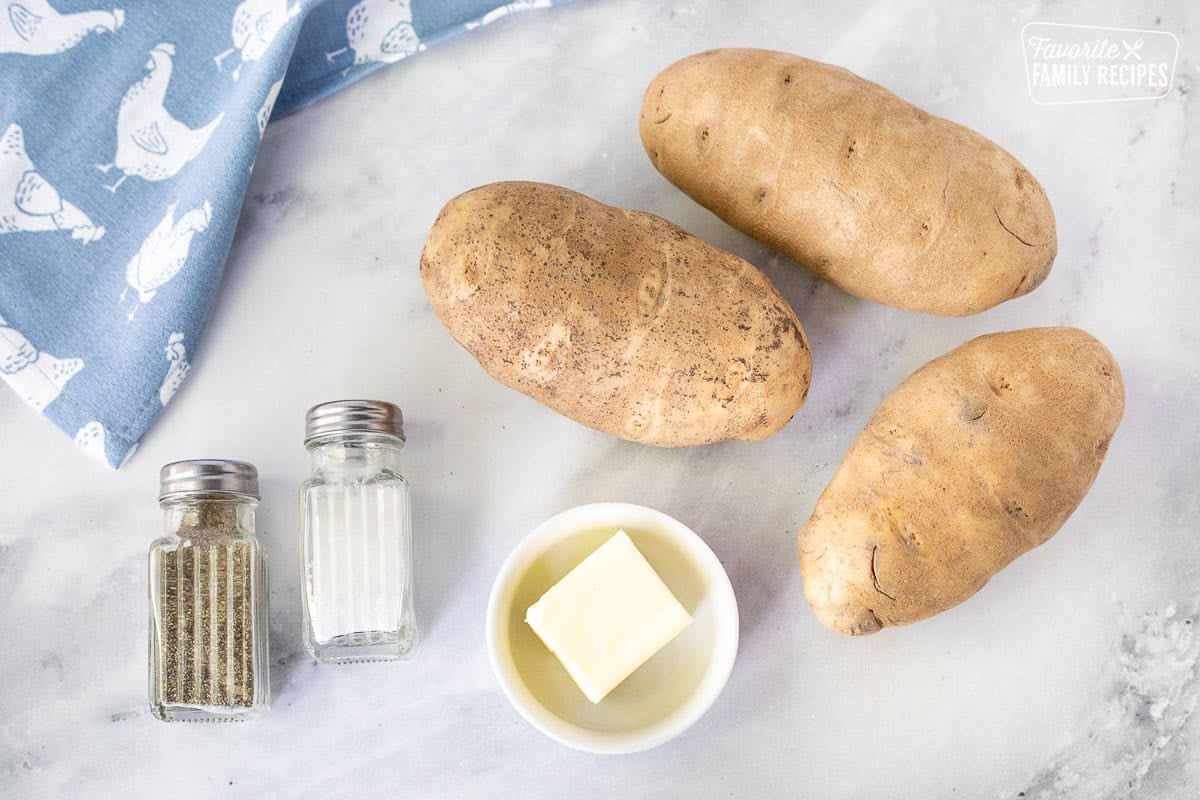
[154,499,258,710]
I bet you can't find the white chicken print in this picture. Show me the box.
[257,77,284,138]
[96,44,224,192]
[0,313,84,412]
[121,199,212,321]
[0,0,123,55]
[74,421,108,463]
[214,0,300,81]
[327,0,422,67]
[0,123,104,242]
[158,331,189,406]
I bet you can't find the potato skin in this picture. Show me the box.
[420,181,812,446]
[639,49,1057,316]
[797,328,1124,635]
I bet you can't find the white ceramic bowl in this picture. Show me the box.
[486,502,739,754]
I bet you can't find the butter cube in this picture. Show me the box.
[525,530,693,703]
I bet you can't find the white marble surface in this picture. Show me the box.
[2,0,1198,797]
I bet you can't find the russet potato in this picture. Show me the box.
[420,181,812,446]
[798,327,1124,635]
[640,49,1057,316]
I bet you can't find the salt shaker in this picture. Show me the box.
[148,460,270,721]
[300,400,418,662]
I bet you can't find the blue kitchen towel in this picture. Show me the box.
[0,0,558,467]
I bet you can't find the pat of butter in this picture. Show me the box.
[525,530,692,703]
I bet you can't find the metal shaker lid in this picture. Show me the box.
[304,399,405,445]
[158,459,260,501]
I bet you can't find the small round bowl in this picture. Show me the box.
[486,502,739,754]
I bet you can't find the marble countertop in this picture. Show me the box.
[2,0,1197,797]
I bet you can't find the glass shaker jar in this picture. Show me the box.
[300,400,418,662]
[148,460,270,721]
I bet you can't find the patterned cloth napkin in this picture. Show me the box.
[0,0,557,467]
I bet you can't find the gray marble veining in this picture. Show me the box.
[1,0,1197,797]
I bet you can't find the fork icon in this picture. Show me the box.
[1122,38,1144,60]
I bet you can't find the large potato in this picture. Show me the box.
[639,49,1057,316]
[420,181,812,446]
[798,328,1123,635]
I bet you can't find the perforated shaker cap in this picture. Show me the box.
[304,400,405,445]
[158,459,260,501]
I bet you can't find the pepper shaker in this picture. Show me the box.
[300,400,418,662]
[148,460,270,721]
